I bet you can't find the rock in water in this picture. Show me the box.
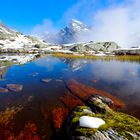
[79,116,105,128]
[7,84,23,92]
[41,78,52,83]
[66,96,140,140]
[0,87,9,93]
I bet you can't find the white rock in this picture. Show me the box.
[79,116,105,128]
[83,109,93,114]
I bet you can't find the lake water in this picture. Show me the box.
[0,55,140,139]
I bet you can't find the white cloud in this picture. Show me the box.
[91,60,139,81]
[31,19,57,36]
[84,0,140,47]
[34,56,60,71]
[31,0,140,47]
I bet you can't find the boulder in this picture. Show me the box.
[70,42,119,53]
[66,96,140,140]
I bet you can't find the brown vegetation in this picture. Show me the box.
[51,108,68,131]
[17,122,41,140]
[53,53,140,63]
[60,91,84,111]
[67,79,125,109]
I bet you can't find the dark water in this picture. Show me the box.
[0,55,140,139]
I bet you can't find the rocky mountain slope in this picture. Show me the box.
[0,22,47,53]
[57,19,89,44]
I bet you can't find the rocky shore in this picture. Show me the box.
[49,80,140,140]
[66,96,140,140]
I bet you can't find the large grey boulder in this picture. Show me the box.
[70,42,119,53]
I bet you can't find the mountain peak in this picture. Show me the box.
[40,19,89,44]
[69,19,89,32]
[70,19,84,25]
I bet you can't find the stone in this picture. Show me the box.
[70,42,119,53]
[66,96,140,140]
[83,109,93,114]
[95,95,114,106]
[0,87,9,93]
[7,84,23,92]
[79,116,105,129]
[41,78,52,83]
[55,79,63,82]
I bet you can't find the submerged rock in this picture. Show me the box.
[66,96,140,140]
[67,79,125,109]
[0,87,9,93]
[41,78,52,83]
[6,84,23,92]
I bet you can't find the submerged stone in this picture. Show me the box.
[55,79,63,82]
[6,84,23,92]
[67,79,125,109]
[41,78,52,83]
[0,87,9,93]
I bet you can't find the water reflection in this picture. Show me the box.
[0,55,140,139]
[59,58,140,118]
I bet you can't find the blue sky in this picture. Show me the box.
[0,0,79,32]
[0,0,124,33]
[1,0,140,47]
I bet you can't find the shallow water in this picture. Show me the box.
[0,55,140,139]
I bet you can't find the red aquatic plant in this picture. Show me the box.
[0,126,14,140]
[60,92,84,111]
[17,122,41,140]
[67,79,125,109]
[51,108,68,131]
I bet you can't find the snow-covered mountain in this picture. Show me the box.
[41,19,90,44]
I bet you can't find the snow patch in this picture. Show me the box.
[79,116,105,128]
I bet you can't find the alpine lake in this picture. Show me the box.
[0,54,140,139]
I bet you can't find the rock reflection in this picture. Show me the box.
[61,58,87,71]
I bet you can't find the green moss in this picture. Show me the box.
[75,127,97,137]
[68,106,140,139]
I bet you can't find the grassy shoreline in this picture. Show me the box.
[52,53,140,62]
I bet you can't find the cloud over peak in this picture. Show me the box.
[32,0,140,47]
